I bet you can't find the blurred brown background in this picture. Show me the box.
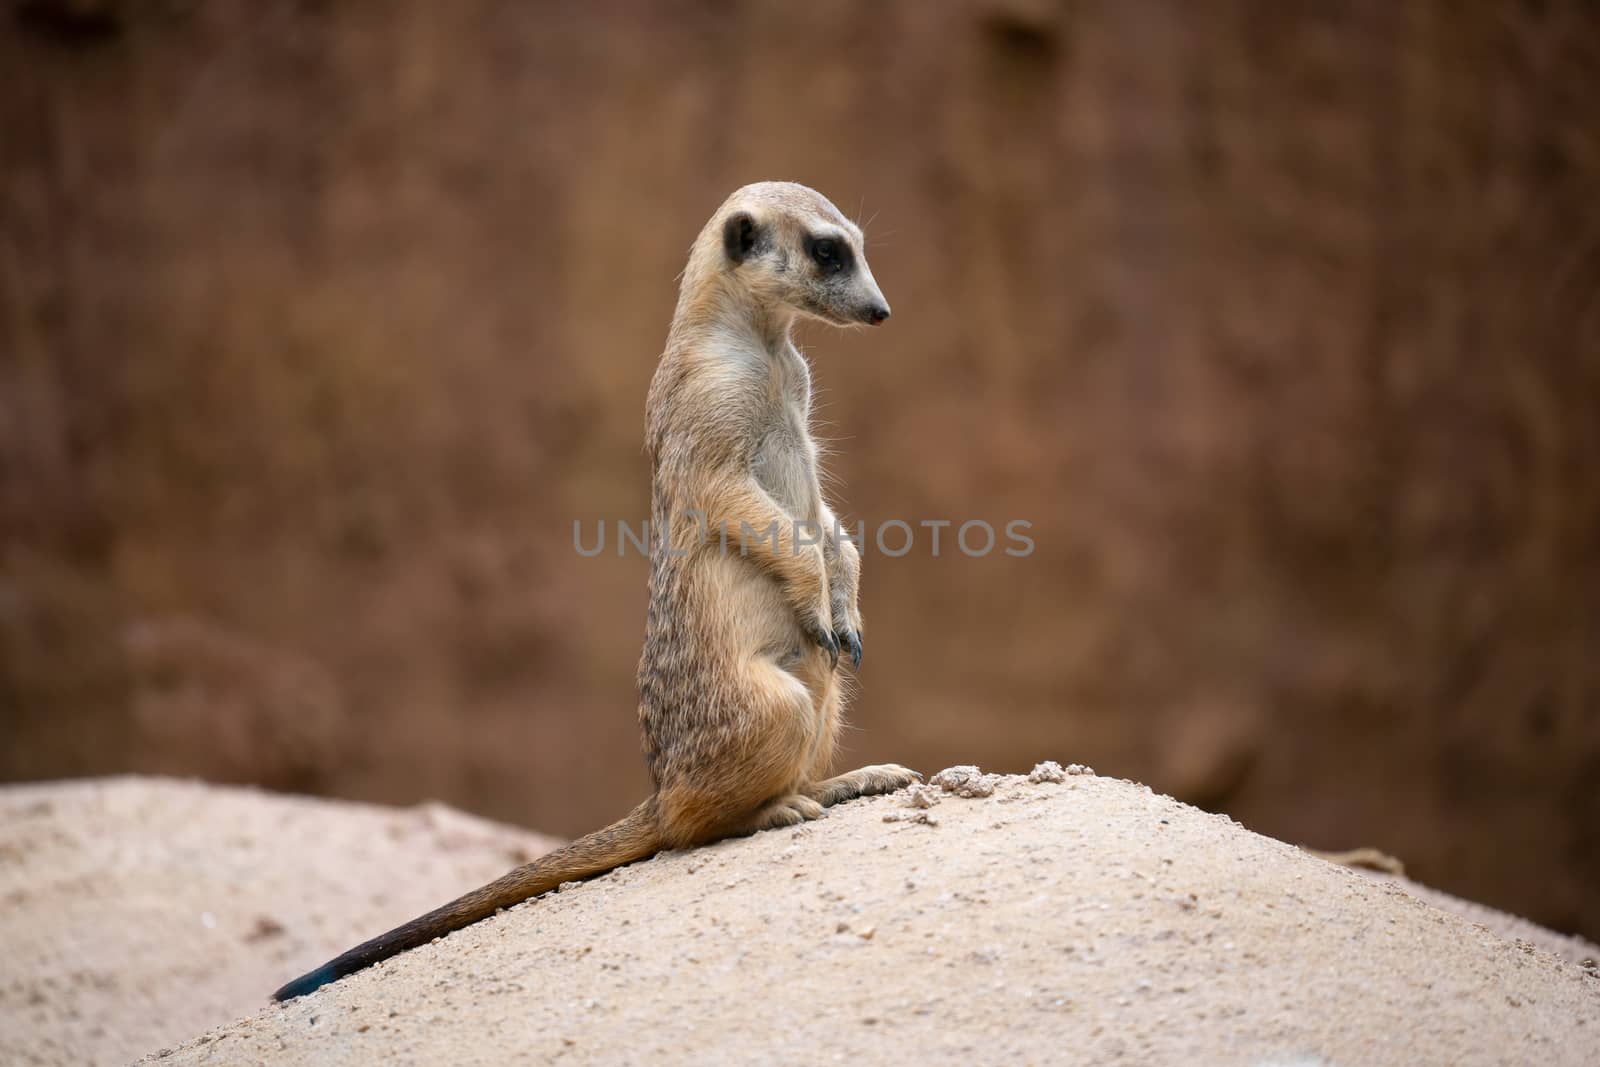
[3,1,1597,939]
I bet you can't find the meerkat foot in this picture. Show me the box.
[747,793,826,832]
[807,764,921,807]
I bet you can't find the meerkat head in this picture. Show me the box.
[711,182,890,328]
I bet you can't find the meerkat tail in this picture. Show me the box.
[271,798,660,1001]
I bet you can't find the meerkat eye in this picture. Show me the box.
[810,236,848,274]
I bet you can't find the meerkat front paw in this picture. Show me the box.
[802,616,841,667]
[828,592,862,671]
[827,584,861,666]
[833,626,862,670]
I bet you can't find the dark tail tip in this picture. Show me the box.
[271,963,339,1002]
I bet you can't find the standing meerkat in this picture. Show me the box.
[273,181,917,1001]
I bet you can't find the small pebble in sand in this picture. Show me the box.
[244,916,285,942]
[882,811,940,826]
[902,784,942,809]
[929,765,999,798]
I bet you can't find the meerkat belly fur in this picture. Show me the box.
[272,182,917,1001]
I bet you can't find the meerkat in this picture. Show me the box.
[272,181,917,1001]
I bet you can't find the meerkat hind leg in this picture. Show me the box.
[800,683,920,807]
[807,764,922,807]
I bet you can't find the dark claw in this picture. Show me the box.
[806,620,840,667]
[836,629,863,670]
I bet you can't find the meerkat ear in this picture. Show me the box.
[723,212,761,264]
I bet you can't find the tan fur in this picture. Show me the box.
[271,182,915,1002]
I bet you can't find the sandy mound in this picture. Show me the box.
[0,778,558,1066]
[98,769,1600,1066]
[4,773,1597,1065]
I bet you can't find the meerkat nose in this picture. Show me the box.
[866,304,891,325]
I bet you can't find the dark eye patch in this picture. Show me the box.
[803,233,854,276]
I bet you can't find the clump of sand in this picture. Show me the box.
[3,771,1597,1066]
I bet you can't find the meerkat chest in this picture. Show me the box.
[749,359,818,519]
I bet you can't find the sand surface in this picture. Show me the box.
[3,772,1597,1066]
[0,777,557,1066]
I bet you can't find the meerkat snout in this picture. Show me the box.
[864,302,891,325]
